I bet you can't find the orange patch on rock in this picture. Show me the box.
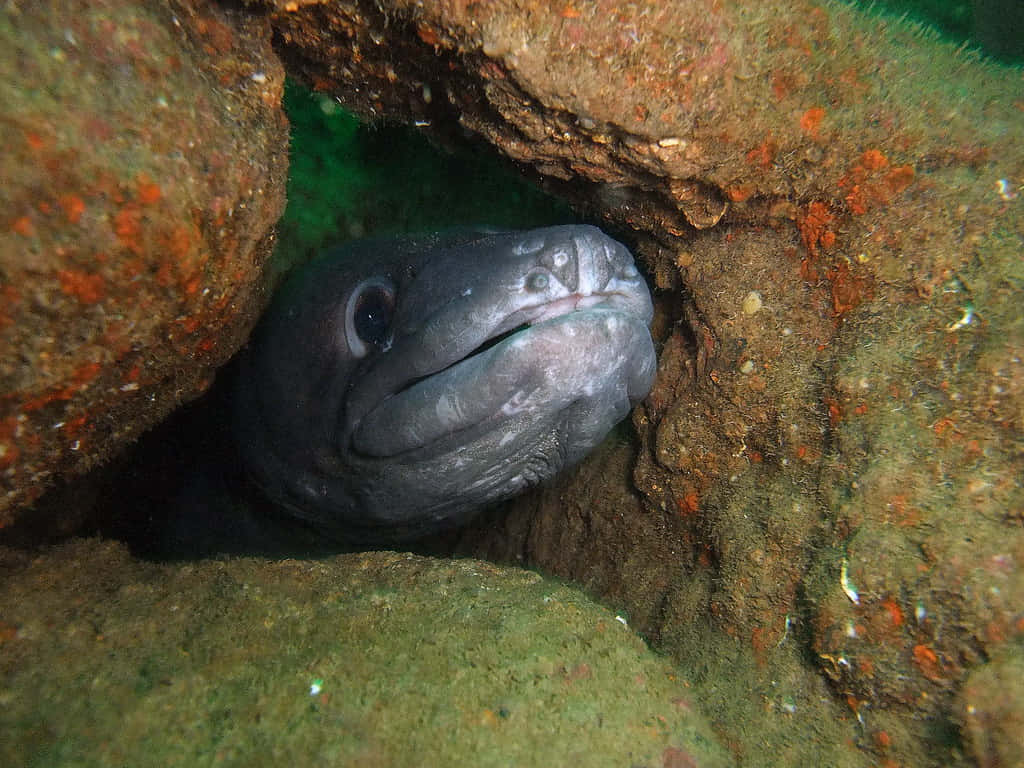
[796,201,836,263]
[750,626,775,657]
[882,165,915,196]
[137,180,162,205]
[824,396,843,428]
[912,643,943,681]
[113,205,144,254]
[839,66,868,92]
[60,194,86,224]
[839,150,915,214]
[25,131,48,150]
[310,74,339,92]
[663,747,699,768]
[0,416,20,470]
[726,183,756,202]
[0,285,20,329]
[745,137,777,168]
[160,223,196,261]
[883,495,922,527]
[416,23,441,46]
[799,106,825,136]
[827,261,872,315]
[60,414,88,438]
[195,16,235,55]
[22,362,103,411]
[879,598,904,627]
[57,269,105,304]
[771,71,796,100]
[11,216,34,237]
[676,492,700,516]
[860,149,889,171]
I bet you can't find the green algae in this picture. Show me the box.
[273,80,574,282]
[846,0,1024,64]
[0,539,728,767]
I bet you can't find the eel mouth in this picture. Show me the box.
[348,290,649,459]
[396,322,528,392]
[392,292,612,398]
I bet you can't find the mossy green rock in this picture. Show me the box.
[0,539,727,767]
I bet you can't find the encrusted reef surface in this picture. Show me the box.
[1,1,1021,766]
[258,0,1023,765]
[0,0,288,523]
[0,539,728,768]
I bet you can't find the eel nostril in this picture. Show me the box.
[540,240,579,292]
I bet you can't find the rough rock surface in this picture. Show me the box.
[0,0,288,523]
[1,1,1021,766]
[259,1,1023,765]
[0,538,729,768]
[959,645,1024,768]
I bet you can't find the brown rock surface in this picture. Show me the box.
[0,0,288,523]
[258,1,1023,765]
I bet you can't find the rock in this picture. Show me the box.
[0,0,288,523]
[256,1,1024,765]
[960,646,1024,768]
[2,1,1021,765]
[0,538,729,768]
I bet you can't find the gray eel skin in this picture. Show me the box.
[232,225,656,544]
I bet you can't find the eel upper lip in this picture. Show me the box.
[490,282,650,340]
[513,292,618,325]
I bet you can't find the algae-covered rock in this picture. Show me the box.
[960,645,1024,768]
[0,539,728,767]
[0,0,288,522]
[259,2,1023,765]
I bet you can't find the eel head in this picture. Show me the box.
[233,225,656,543]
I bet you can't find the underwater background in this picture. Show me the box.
[1,0,1022,766]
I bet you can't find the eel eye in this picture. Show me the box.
[526,271,550,292]
[345,279,395,358]
[354,287,394,344]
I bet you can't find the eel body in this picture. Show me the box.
[232,225,656,543]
